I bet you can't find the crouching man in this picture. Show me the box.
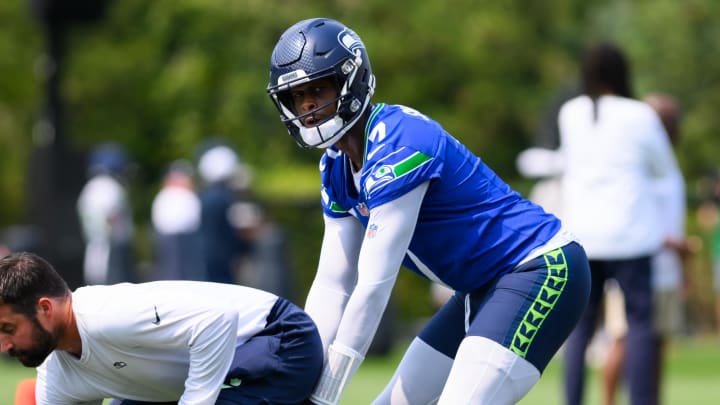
[0,252,322,405]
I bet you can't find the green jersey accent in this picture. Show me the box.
[329,201,347,213]
[394,152,432,177]
[510,247,569,358]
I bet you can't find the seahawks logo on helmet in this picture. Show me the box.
[338,29,363,54]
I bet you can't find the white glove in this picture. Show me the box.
[310,343,365,405]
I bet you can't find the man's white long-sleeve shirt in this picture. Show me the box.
[36,281,278,405]
[558,95,680,259]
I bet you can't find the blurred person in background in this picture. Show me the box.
[558,43,680,405]
[711,201,720,337]
[696,171,720,337]
[76,143,136,285]
[515,87,579,219]
[150,160,205,281]
[230,198,295,301]
[222,155,300,304]
[197,143,249,284]
[600,92,692,405]
[711,198,720,337]
[267,17,591,404]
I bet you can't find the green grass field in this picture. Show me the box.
[346,336,720,404]
[2,336,719,404]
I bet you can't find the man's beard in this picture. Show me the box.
[9,316,59,367]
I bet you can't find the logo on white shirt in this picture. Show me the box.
[152,306,161,325]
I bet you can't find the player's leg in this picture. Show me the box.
[564,259,608,405]
[216,297,323,405]
[439,242,591,404]
[371,337,454,405]
[372,291,465,405]
[438,336,539,405]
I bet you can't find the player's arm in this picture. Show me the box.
[305,214,364,352]
[310,181,429,405]
[123,302,239,405]
[179,309,238,405]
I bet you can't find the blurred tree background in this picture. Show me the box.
[1,0,719,330]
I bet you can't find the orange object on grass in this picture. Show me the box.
[14,378,36,405]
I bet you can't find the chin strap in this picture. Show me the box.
[310,342,365,405]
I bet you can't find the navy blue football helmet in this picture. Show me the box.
[267,18,376,148]
[87,142,129,178]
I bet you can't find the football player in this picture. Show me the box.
[267,17,592,405]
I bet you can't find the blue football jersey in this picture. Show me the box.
[320,103,561,292]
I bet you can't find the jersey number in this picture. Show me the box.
[368,106,429,143]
